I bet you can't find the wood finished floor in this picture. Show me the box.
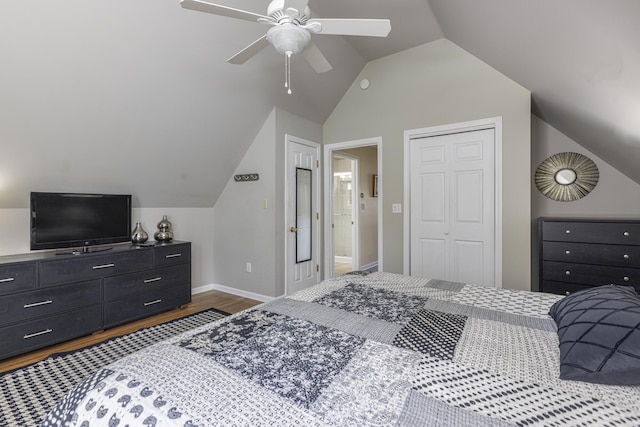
[0,290,262,374]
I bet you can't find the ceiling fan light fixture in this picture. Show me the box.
[266,24,311,56]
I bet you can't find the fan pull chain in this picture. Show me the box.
[285,51,292,94]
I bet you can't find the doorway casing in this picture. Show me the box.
[324,137,382,279]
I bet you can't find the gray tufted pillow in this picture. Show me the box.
[549,285,640,385]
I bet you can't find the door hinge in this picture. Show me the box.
[316,212,319,220]
[316,160,319,168]
[316,264,319,272]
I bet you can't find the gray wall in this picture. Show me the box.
[531,115,640,288]
[324,39,533,291]
[213,108,322,298]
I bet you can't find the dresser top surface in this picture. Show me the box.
[0,241,189,265]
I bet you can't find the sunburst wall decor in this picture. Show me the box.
[535,152,599,201]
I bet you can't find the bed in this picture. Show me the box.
[41,271,640,426]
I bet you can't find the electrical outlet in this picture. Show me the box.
[392,203,402,214]
[246,262,252,273]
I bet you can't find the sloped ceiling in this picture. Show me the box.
[428,0,640,185]
[1,0,637,208]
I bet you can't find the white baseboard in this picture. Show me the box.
[191,284,216,295]
[360,261,379,271]
[193,283,278,303]
[335,256,352,263]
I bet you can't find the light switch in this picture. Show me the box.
[392,203,402,214]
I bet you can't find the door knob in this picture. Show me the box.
[290,227,297,233]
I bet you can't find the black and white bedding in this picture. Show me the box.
[42,272,640,426]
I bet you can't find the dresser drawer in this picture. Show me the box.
[542,261,640,289]
[0,280,102,327]
[542,221,640,245]
[39,250,153,287]
[103,284,191,328]
[0,304,102,360]
[0,262,36,295]
[542,281,596,296]
[153,242,191,267]
[103,263,191,301]
[542,241,640,267]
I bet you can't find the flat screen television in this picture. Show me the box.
[30,192,132,252]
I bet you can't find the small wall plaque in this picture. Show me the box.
[234,174,259,182]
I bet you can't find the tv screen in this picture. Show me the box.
[30,192,132,251]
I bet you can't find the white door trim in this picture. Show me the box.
[332,150,360,273]
[324,137,382,279]
[285,134,321,295]
[403,117,503,288]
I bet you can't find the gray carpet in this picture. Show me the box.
[0,308,229,427]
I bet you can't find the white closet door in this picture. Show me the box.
[410,128,495,287]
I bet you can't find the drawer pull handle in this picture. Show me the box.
[0,277,15,283]
[565,250,571,255]
[144,277,162,283]
[23,300,53,308]
[24,329,53,339]
[565,229,571,234]
[624,276,630,282]
[624,254,630,260]
[565,271,571,276]
[624,231,630,237]
[93,263,115,270]
[144,299,162,306]
[165,253,182,259]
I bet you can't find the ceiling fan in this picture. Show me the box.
[180,0,391,93]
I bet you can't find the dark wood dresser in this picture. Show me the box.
[538,218,640,295]
[0,241,191,360]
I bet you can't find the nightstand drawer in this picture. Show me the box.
[0,305,102,359]
[103,284,191,328]
[0,262,36,295]
[542,261,640,289]
[103,263,191,301]
[39,250,153,286]
[0,280,102,327]
[153,242,191,267]
[542,221,640,245]
[542,241,640,267]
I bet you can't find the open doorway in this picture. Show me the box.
[324,137,382,279]
[333,152,358,275]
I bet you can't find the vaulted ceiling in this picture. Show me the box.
[1,0,638,208]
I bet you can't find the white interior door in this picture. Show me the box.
[410,128,495,287]
[286,135,320,295]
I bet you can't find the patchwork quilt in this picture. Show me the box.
[41,272,640,426]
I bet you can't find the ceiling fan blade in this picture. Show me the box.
[180,0,269,23]
[306,18,391,37]
[302,41,332,73]
[227,35,270,64]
